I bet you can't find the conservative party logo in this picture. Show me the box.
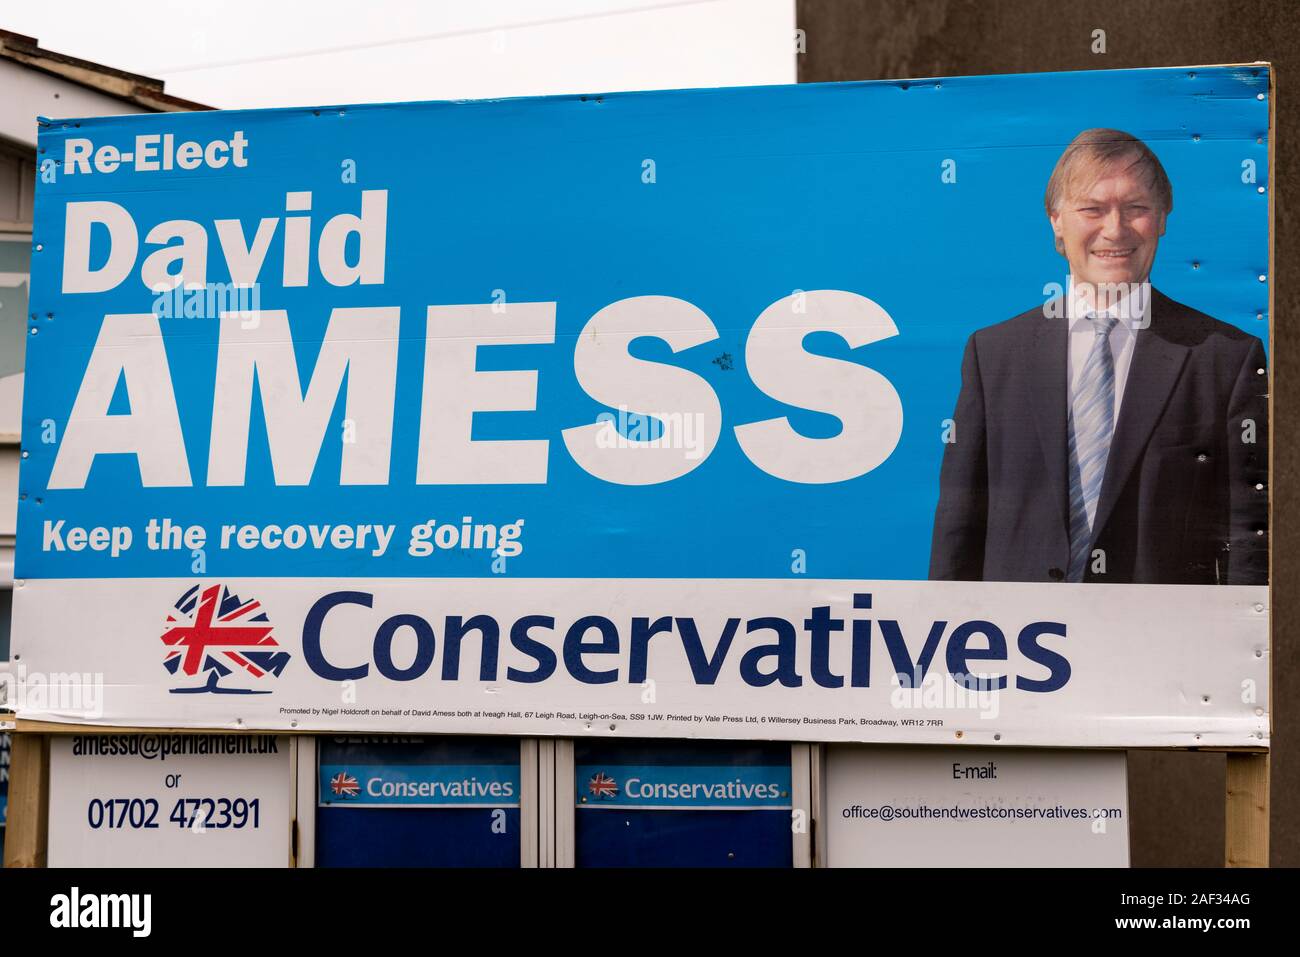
[587,772,619,800]
[329,771,361,798]
[161,583,290,694]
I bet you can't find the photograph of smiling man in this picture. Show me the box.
[930,128,1268,586]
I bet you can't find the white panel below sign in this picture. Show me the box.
[13,577,1268,747]
[48,734,291,867]
[823,746,1129,867]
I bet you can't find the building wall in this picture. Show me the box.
[0,147,36,226]
[795,0,1296,867]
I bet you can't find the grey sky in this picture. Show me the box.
[3,0,795,109]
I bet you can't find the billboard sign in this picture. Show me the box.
[823,746,1129,866]
[14,66,1271,745]
[47,734,290,867]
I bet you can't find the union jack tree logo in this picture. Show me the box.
[588,772,619,799]
[161,584,290,694]
[330,772,361,798]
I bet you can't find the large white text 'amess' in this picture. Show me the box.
[47,190,903,489]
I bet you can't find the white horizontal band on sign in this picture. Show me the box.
[11,577,1268,748]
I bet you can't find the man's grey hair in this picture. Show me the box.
[1044,128,1174,216]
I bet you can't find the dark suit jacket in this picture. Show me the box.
[929,288,1268,585]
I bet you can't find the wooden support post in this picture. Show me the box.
[1225,751,1269,867]
[2,732,49,868]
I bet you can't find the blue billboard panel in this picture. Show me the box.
[13,67,1271,746]
[0,731,9,835]
[574,741,793,867]
[316,737,520,867]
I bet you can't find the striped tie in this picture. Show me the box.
[1066,314,1119,582]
